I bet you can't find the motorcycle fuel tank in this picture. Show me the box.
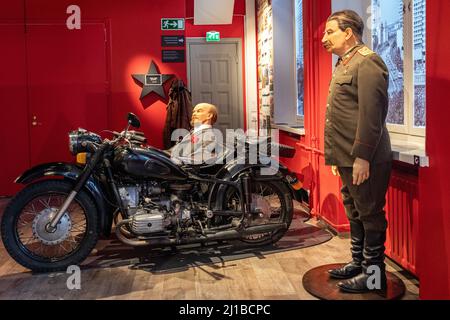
[114,147,188,180]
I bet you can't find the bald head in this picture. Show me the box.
[191,103,218,126]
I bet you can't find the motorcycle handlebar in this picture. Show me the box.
[99,130,147,148]
[131,134,146,143]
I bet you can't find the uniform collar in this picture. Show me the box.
[338,43,364,65]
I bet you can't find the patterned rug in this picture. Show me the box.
[84,211,333,273]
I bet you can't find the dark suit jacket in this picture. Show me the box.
[324,44,393,167]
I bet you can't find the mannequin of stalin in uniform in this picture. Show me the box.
[322,10,392,293]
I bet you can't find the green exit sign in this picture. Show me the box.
[206,31,220,42]
[161,18,185,30]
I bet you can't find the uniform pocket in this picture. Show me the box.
[335,75,353,85]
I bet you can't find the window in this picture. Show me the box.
[294,0,305,117]
[333,0,426,143]
[412,0,426,128]
[372,0,405,126]
[372,0,426,139]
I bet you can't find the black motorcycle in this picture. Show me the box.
[1,113,304,272]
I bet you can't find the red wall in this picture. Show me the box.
[22,0,188,149]
[0,2,29,195]
[17,0,246,148]
[418,0,450,300]
[0,0,246,195]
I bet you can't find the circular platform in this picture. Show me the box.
[302,263,406,300]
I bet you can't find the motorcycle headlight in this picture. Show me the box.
[69,131,78,155]
[68,129,101,155]
[69,130,82,155]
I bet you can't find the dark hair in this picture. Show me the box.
[327,10,364,42]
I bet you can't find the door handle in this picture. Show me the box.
[32,115,41,126]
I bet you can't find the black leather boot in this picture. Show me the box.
[337,230,387,293]
[328,220,364,279]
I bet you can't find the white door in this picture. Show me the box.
[188,40,243,134]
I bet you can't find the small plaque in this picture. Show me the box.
[162,50,185,63]
[161,35,185,47]
[145,74,162,86]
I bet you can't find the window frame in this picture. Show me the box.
[293,0,305,126]
[408,0,426,137]
[374,0,426,141]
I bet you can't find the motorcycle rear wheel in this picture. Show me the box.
[222,179,293,247]
[1,180,99,273]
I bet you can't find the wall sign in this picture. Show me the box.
[161,18,185,30]
[161,35,185,47]
[206,31,220,42]
[132,61,173,99]
[162,50,185,63]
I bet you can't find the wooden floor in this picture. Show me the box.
[0,198,419,300]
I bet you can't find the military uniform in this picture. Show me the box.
[325,44,393,293]
[325,44,392,167]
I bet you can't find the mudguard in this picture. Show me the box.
[15,162,113,236]
[209,158,305,209]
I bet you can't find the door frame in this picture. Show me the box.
[186,37,245,130]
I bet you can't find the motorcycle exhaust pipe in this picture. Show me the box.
[197,222,288,243]
[115,219,152,247]
[241,222,288,236]
[115,219,287,247]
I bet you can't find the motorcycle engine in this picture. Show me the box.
[118,183,197,235]
[131,209,166,234]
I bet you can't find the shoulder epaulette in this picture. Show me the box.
[357,47,374,57]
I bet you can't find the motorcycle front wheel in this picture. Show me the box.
[1,180,99,273]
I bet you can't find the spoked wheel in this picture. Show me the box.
[1,180,99,272]
[223,179,293,246]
